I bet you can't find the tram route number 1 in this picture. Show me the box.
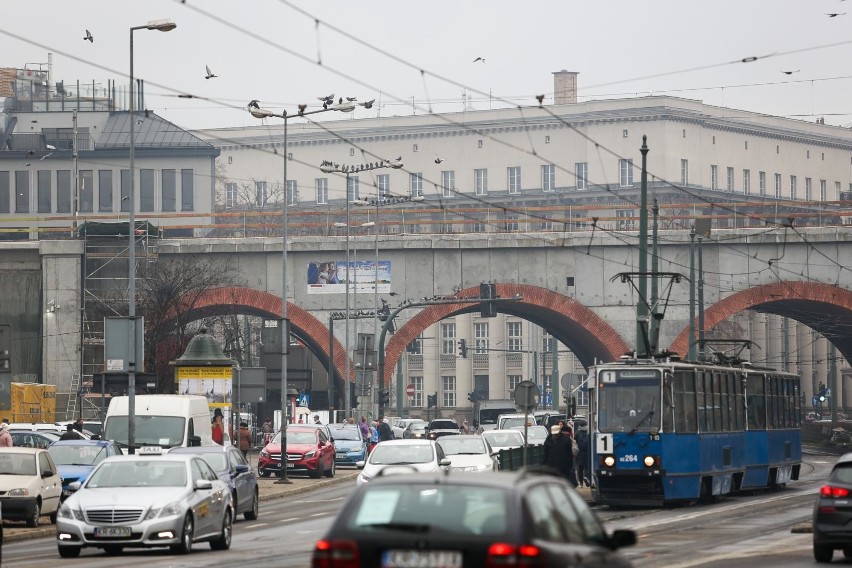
[596,433,613,454]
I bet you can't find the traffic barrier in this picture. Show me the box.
[496,444,545,471]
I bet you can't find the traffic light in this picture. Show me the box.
[570,396,577,417]
[480,283,497,318]
[350,382,359,408]
[467,392,475,403]
[427,393,438,408]
[457,339,468,358]
[379,391,390,406]
[819,383,828,402]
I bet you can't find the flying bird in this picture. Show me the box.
[359,98,375,109]
[434,155,444,164]
[826,12,846,17]
[205,65,217,79]
[473,57,485,63]
[346,96,358,102]
[83,29,93,43]
[781,70,800,75]
[318,93,334,101]
[536,94,545,105]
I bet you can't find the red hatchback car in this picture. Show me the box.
[258,426,336,479]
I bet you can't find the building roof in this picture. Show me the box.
[99,111,214,149]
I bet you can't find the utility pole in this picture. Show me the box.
[636,136,650,355]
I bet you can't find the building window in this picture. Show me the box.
[441,170,455,197]
[743,169,751,195]
[618,159,633,187]
[37,170,51,213]
[820,179,827,201]
[410,172,423,197]
[474,323,489,353]
[413,144,418,152]
[99,170,113,212]
[726,167,734,192]
[758,171,766,196]
[508,375,522,396]
[805,177,812,200]
[774,174,782,199]
[80,170,94,212]
[315,178,328,205]
[408,336,423,355]
[790,176,797,200]
[138,169,153,212]
[0,171,9,213]
[473,221,486,233]
[507,167,521,194]
[836,181,842,200]
[377,174,390,200]
[616,209,635,231]
[56,170,70,213]
[680,159,688,185]
[225,182,238,208]
[441,323,456,355]
[255,181,268,206]
[120,170,130,212]
[710,165,718,191]
[474,169,488,196]
[160,169,175,212]
[349,148,355,156]
[542,164,555,192]
[545,136,550,144]
[287,180,298,205]
[504,213,519,232]
[576,162,588,190]
[411,376,423,408]
[745,141,748,150]
[347,176,360,201]
[181,169,194,211]
[507,321,523,351]
[477,140,483,148]
[15,171,29,213]
[442,376,456,408]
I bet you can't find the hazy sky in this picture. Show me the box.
[3,1,852,131]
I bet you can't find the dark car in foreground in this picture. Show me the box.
[814,452,852,562]
[170,445,259,521]
[312,468,635,567]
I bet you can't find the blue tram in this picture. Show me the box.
[590,357,801,506]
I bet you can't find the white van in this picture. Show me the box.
[102,395,214,453]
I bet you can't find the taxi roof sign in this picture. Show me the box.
[138,446,165,455]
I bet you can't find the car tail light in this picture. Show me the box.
[486,542,541,567]
[820,485,850,498]
[312,539,360,568]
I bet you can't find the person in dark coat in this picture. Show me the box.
[575,425,590,487]
[60,423,84,441]
[378,417,394,442]
[543,424,577,486]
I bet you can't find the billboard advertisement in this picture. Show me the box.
[307,260,391,294]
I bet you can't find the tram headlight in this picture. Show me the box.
[643,455,657,467]
[603,455,615,467]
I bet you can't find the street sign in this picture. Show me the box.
[513,380,539,411]
[406,384,415,397]
[544,392,553,407]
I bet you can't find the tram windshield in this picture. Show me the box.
[596,368,661,433]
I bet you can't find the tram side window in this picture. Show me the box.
[768,376,781,430]
[746,375,766,429]
[717,372,729,431]
[697,371,711,432]
[732,373,744,430]
[673,370,697,433]
[663,373,674,433]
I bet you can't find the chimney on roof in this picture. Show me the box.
[552,70,579,105]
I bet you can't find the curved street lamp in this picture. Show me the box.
[247,97,365,483]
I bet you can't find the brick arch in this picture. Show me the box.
[383,283,630,385]
[670,281,852,363]
[182,287,350,385]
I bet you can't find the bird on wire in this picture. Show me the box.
[826,12,846,17]
[248,99,260,109]
[473,57,485,63]
[346,97,358,102]
[83,30,93,43]
[781,70,800,75]
[205,65,217,79]
[536,94,545,105]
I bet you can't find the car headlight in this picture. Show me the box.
[304,451,316,458]
[58,504,85,521]
[475,463,493,471]
[7,488,28,496]
[144,501,182,520]
[260,449,270,458]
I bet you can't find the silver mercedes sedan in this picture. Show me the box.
[55,449,233,558]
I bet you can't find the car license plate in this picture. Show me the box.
[382,550,462,568]
[286,462,294,468]
[94,526,131,538]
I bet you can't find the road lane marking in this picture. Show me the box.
[310,512,328,517]
[246,523,268,528]
[295,497,345,503]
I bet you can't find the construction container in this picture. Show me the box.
[0,383,57,423]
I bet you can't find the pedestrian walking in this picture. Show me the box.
[60,423,84,441]
[543,424,577,486]
[237,421,251,458]
[211,409,225,445]
[358,416,371,441]
[261,417,274,445]
[0,422,12,447]
[462,418,470,434]
[379,417,394,441]
[313,414,322,425]
[575,425,590,487]
[369,421,379,453]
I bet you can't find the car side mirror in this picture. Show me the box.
[235,464,249,474]
[329,437,334,443]
[90,435,101,440]
[194,479,213,491]
[68,481,82,491]
[41,470,54,479]
[439,458,452,467]
[188,435,201,447]
[319,440,326,447]
[355,460,366,469]
[609,529,637,550]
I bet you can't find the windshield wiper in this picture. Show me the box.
[362,522,430,533]
[629,400,656,436]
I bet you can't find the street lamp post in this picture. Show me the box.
[128,18,175,454]
[249,98,368,482]
[320,159,405,419]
